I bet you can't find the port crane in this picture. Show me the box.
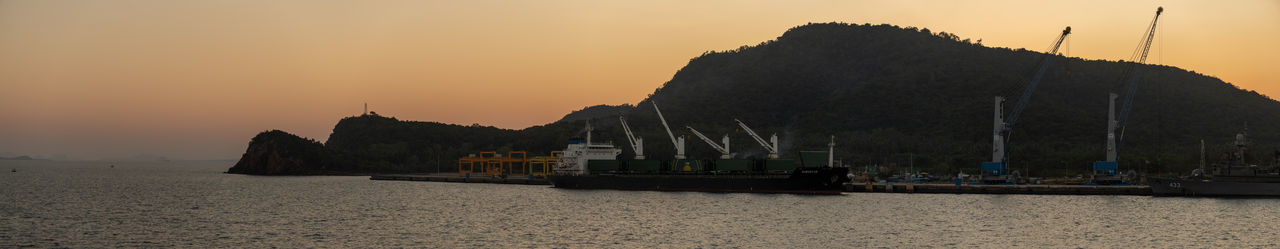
[982,26,1072,184]
[652,102,686,159]
[619,116,644,160]
[1093,7,1163,184]
[687,126,732,159]
[734,119,779,159]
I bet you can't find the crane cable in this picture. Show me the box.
[1156,14,1164,165]
[1118,7,1164,152]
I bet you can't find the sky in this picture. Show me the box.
[1,0,1277,160]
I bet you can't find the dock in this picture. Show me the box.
[370,173,550,185]
[843,182,1151,195]
[369,175,1152,195]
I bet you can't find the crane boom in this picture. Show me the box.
[619,116,644,159]
[734,119,779,159]
[686,126,731,159]
[1115,7,1163,139]
[993,26,1072,161]
[1002,26,1072,131]
[982,26,1071,183]
[1091,7,1163,184]
[652,102,685,159]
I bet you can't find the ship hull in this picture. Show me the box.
[1149,177,1280,197]
[548,167,849,195]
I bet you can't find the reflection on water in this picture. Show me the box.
[2,160,1277,248]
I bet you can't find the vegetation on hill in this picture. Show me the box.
[611,22,1280,177]
[323,113,517,172]
[555,104,633,124]
[232,22,1280,177]
[227,130,330,175]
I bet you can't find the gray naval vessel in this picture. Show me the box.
[1150,126,1280,197]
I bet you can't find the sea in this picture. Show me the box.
[2,160,1277,248]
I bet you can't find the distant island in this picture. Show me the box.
[230,22,1280,176]
[0,156,36,160]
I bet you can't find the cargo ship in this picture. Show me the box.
[547,103,851,195]
[1150,126,1280,197]
[547,135,850,194]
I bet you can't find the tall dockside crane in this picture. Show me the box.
[734,119,780,159]
[652,102,686,159]
[1093,7,1163,184]
[687,126,731,159]
[619,116,644,160]
[981,26,1072,184]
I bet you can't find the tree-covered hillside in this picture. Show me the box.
[233,22,1280,176]
[602,22,1280,176]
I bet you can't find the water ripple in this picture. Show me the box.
[2,160,1278,248]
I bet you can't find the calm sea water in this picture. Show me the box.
[2,160,1277,248]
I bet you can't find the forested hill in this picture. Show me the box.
[233,22,1280,176]
[594,22,1280,175]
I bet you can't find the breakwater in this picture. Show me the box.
[370,173,549,185]
[369,174,1153,195]
[844,182,1151,195]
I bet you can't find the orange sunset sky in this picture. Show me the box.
[1,0,1277,160]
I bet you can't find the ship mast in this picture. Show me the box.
[828,135,835,167]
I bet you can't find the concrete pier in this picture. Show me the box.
[370,173,550,185]
[370,174,1153,195]
[843,182,1151,195]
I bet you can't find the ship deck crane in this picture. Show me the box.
[652,102,686,159]
[734,119,779,159]
[619,116,644,160]
[982,26,1072,183]
[687,126,731,159]
[1095,7,1163,183]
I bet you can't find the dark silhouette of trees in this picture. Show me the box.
[233,22,1280,176]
